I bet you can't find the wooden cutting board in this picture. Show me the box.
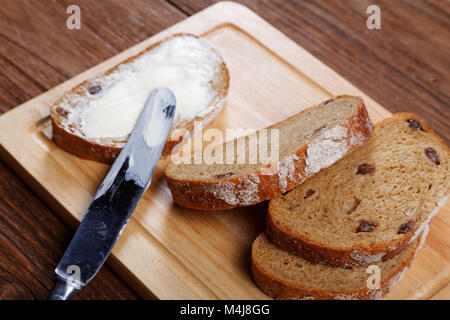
[0,2,448,299]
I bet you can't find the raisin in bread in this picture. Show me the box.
[51,33,229,163]
[251,233,421,300]
[166,96,373,210]
[267,113,449,267]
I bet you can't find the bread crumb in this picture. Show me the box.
[277,154,300,191]
[349,250,385,264]
[204,175,260,205]
[305,125,348,175]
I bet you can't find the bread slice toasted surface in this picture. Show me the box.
[166,96,373,210]
[251,233,419,300]
[51,33,229,163]
[267,113,449,267]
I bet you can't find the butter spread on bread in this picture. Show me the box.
[51,34,229,163]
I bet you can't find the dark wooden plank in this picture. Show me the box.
[170,0,450,145]
[0,0,187,108]
[0,0,187,300]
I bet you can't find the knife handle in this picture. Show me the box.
[47,278,80,300]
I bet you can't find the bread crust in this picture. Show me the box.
[266,113,449,267]
[166,96,373,210]
[251,234,419,300]
[51,33,229,163]
[266,211,411,268]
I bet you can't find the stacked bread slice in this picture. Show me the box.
[252,114,449,299]
[252,233,421,300]
[165,96,448,299]
[166,96,373,210]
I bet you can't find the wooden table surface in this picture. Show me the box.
[0,0,448,300]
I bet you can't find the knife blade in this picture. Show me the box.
[48,87,176,300]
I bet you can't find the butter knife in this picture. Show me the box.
[48,87,176,300]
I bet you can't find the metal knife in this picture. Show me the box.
[48,87,176,300]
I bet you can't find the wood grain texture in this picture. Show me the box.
[0,0,448,300]
[0,2,448,300]
[431,282,450,300]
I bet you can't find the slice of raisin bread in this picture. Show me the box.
[251,233,421,300]
[166,96,373,210]
[267,113,449,267]
[51,33,229,163]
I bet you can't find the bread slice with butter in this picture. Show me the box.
[51,33,229,163]
[166,96,373,210]
[267,114,449,268]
